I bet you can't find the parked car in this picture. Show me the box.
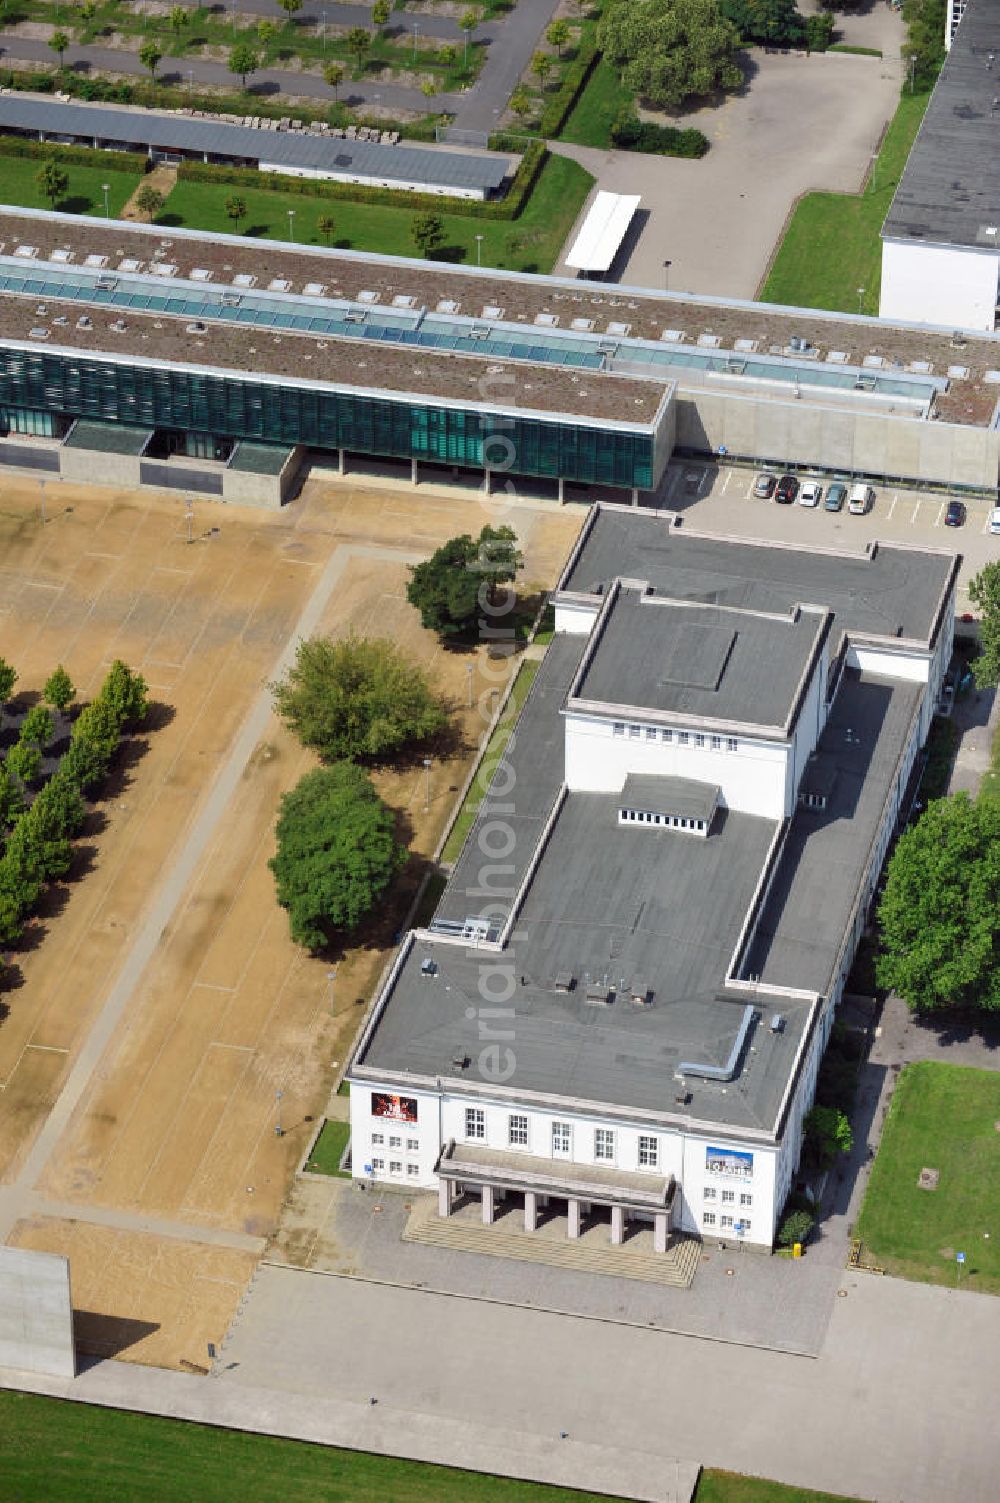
[775,474,799,504]
[799,480,823,507]
[848,483,875,515]
[824,481,848,512]
[944,500,966,528]
[754,472,777,498]
[989,507,1000,535]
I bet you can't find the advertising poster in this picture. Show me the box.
[705,1145,754,1178]
[372,1092,418,1124]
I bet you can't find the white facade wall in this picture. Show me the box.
[788,643,828,815]
[879,237,999,334]
[260,160,484,200]
[352,1080,781,1247]
[564,710,790,820]
[554,599,599,636]
[847,644,930,683]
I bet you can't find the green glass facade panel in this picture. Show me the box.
[0,347,654,490]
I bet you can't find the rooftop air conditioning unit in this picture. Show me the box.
[585,982,614,1007]
[420,957,438,978]
[553,972,575,993]
[770,1014,785,1034]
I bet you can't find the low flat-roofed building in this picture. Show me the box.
[348,507,958,1253]
[880,0,1000,331]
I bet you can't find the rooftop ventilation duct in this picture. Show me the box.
[679,1005,756,1081]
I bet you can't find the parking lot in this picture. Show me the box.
[659,461,997,612]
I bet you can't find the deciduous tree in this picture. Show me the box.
[968,561,1000,688]
[19,705,53,750]
[407,525,523,637]
[269,763,407,949]
[138,39,163,79]
[135,184,163,220]
[225,193,248,231]
[48,29,70,67]
[323,60,345,96]
[598,0,742,109]
[345,26,372,67]
[803,1105,852,1169]
[0,658,16,716]
[229,43,261,87]
[876,792,1000,1013]
[411,209,445,257]
[271,632,447,762]
[36,161,69,211]
[546,18,571,54]
[318,212,336,244]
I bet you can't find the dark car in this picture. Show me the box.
[944,500,966,528]
[754,472,777,498]
[824,481,848,512]
[775,474,799,504]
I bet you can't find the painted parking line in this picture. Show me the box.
[910,500,922,524]
[933,501,946,527]
[721,468,735,495]
[886,495,898,520]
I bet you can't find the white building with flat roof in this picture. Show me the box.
[348,510,958,1256]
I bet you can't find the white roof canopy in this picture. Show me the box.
[565,191,641,275]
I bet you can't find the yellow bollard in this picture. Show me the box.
[793,1242,802,1259]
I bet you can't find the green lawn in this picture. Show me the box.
[0,156,141,217]
[695,1473,867,1503]
[441,659,540,863]
[558,55,631,148]
[980,716,1000,802]
[0,1390,633,1503]
[759,89,932,315]
[855,1061,1000,1294]
[157,153,594,274]
[304,1118,351,1177]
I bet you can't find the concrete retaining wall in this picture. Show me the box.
[0,1247,75,1379]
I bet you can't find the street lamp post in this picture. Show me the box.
[183,497,194,545]
[102,182,110,219]
[475,232,484,267]
[274,1089,284,1138]
[326,968,337,1014]
[466,662,474,708]
[412,22,419,58]
[870,151,878,195]
[663,258,671,291]
[856,286,865,317]
[287,208,296,242]
[423,756,432,811]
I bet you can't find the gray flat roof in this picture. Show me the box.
[0,95,509,192]
[620,774,719,822]
[64,417,149,453]
[742,670,923,994]
[573,586,828,733]
[560,508,956,648]
[883,0,1000,250]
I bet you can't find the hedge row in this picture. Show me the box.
[0,66,440,143]
[176,139,549,223]
[0,133,145,176]
[0,661,149,949]
[538,37,600,140]
[609,112,709,158]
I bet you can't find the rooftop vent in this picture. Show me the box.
[553,971,575,993]
[420,957,439,978]
[14,244,37,259]
[770,1013,785,1034]
[436,299,460,314]
[358,289,381,304]
[118,257,143,273]
[109,318,127,333]
[186,321,208,335]
[149,263,178,278]
[76,315,92,331]
[267,278,291,293]
[303,282,327,297]
[49,247,74,263]
[231,273,256,289]
[630,980,652,1006]
[189,267,213,282]
[83,253,108,269]
[482,305,504,319]
[28,326,49,341]
[392,294,417,309]
[35,304,47,316]
[451,1050,470,1071]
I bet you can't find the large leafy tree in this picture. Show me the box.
[719,0,805,46]
[598,0,742,109]
[407,525,524,638]
[968,561,1000,688]
[270,764,407,949]
[272,632,446,762]
[876,793,1000,1013]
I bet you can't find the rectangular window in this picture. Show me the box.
[465,1107,485,1140]
[678,732,690,746]
[703,1211,716,1226]
[371,1133,384,1146]
[710,735,722,751]
[613,722,625,738]
[594,1128,616,1163]
[407,1138,419,1153]
[508,1114,529,1147]
[661,727,673,743]
[695,734,706,748]
[740,1193,753,1207]
[406,1163,420,1178]
[720,1214,734,1229]
[721,1189,735,1203]
[703,1186,717,1201]
[552,1121,572,1157]
[628,725,641,740]
[389,1160,403,1176]
[727,737,738,752]
[638,1135,658,1169]
[389,1135,402,1149]
[645,727,657,741]
[370,1156,385,1172]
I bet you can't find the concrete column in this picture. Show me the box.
[411,457,419,485]
[338,448,346,475]
[524,1191,538,1233]
[483,467,492,495]
[610,1204,625,1245]
[567,1197,581,1239]
[482,1185,495,1225]
[438,1178,453,1219]
[631,487,639,508]
[654,1211,669,1254]
[558,476,566,505]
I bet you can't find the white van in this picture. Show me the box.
[848,483,875,515]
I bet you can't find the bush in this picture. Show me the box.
[777,1207,815,1248]
[804,1104,853,1169]
[0,133,144,176]
[609,110,709,156]
[538,36,599,138]
[175,140,548,224]
[805,11,834,50]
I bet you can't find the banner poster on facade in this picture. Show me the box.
[372,1092,419,1124]
[705,1145,754,1178]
